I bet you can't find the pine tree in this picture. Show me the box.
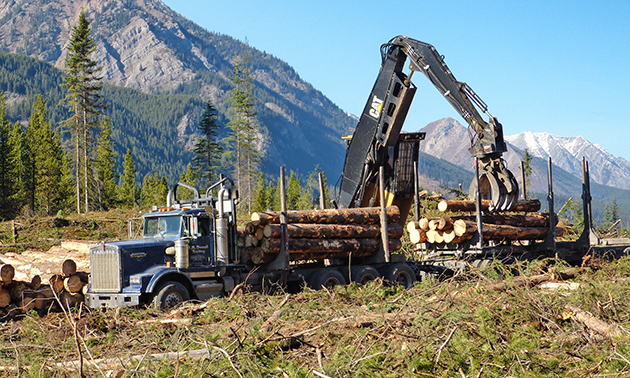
[0,93,11,219]
[299,166,329,210]
[51,149,76,216]
[522,149,532,196]
[8,121,29,215]
[192,100,223,187]
[93,117,118,210]
[61,10,105,213]
[267,180,277,211]
[177,163,198,200]
[223,42,263,213]
[26,97,70,215]
[286,171,301,210]
[141,173,169,207]
[251,173,268,213]
[119,149,136,208]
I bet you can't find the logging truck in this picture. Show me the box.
[86,178,416,310]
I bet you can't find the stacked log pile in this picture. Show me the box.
[407,199,558,247]
[0,259,88,320]
[238,206,404,265]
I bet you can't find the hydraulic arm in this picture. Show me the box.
[338,36,519,211]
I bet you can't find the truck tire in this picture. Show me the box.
[350,265,380,285]
[152,281,190,310]
[307,269,346,290]
[381,263,416,289]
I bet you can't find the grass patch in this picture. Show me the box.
[0,257,627,376]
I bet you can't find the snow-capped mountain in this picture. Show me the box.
[418,118,630,193]
[505,132,630,190]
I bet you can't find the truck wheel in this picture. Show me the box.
[381,263,416,289]
[350,266,380,285]
[152,281,190,310]
[307,269,346,290]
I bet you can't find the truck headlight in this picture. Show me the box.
[165,246,175,255]
[130,276,142,285]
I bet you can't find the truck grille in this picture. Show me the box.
[90,246,121,292]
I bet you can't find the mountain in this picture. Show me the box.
[0,0,355,180]
[505,132,630,190]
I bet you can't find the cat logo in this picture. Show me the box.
[368,95,383,119]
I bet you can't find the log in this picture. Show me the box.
[35,293,51,310]
[418,217,430,231]
[49,274,64,294]
[254,227,264,240]
[250,248,267,265]
[261,223,403,239]
[62,259,77,277]
[20,296,36,313]
[250,206,401,226]
[442,229,456,244]
[0,288,10,308]
[484,267,583,291]
[8,281,30,302]
[245,223,257,235]
[453,219,475,237]
[564,304,628,339]
[452,212,554,228]
[74,271,90,284]
[457,220,550,241]
[1,264,14,285]
[438,215,452,230]
[258,238,402,258]
[64,275,84,293]
[406,221,419,234]
[428,219,439,231]
[409,229,427,244]
[426,230,444,244]
[30,275,42,290]
[437,199,541,213]
[59,291,83,309]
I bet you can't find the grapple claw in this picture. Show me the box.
[468,158,519,212]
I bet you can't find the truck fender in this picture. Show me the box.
[145,267,197,299]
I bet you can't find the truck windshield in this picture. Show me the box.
[144,216,182,238]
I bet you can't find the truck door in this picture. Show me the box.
[188,215,214,267]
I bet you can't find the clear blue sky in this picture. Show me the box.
[162,0,630,161]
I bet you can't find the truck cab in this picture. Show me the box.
[86,179,240,310]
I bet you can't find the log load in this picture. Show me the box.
[0,260,89,319]
[239,206,404,265]
[408,200,556,247]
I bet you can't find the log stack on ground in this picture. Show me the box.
[408,199,559,247]
[0,259,89,321]
[239,206,403,265]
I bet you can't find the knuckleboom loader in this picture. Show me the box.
[339,36,519,214]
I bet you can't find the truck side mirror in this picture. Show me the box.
[190,217,199,237]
